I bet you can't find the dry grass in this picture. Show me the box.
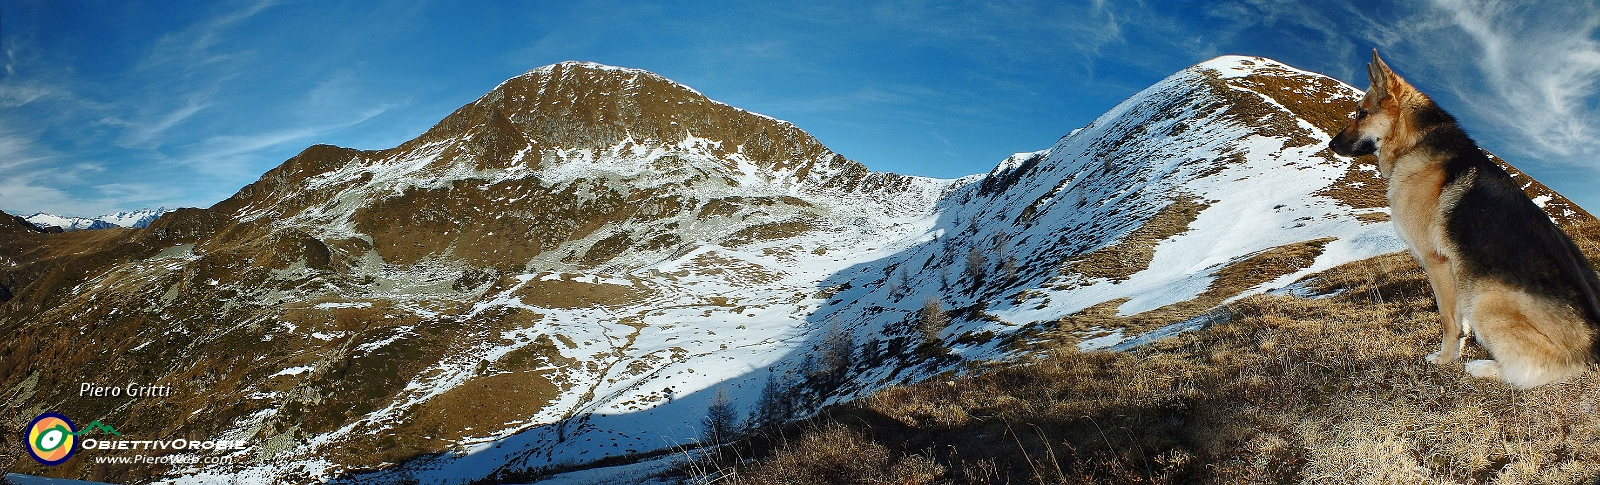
[1232,64,1359,137]
[581,231,635,266]
[711,424,946,485]
[1568,220,1600,272]
[1063,195,1210,282]
[1034,237,1332,345]
[1314,153,1389,211]
[377,371,560,460]
[725,219,817,247]
[694,250,1600,484]
[508,275,652,309]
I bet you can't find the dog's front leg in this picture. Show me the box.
[1420,252,1463,364]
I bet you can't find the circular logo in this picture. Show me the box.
[25,412,77,466]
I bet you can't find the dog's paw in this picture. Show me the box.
[1465,359,1503,381]
[1425,351,1457,365]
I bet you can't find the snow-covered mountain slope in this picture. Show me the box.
[21,212,114,231]
[0,57,1591,484]
[22,207,172,231]
[98,208,172,229]
[0,61,955,484]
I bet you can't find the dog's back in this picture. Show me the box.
[1417,122,1600,382]
[1428,124,1600,359]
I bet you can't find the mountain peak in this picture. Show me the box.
[355,59,880,201]
[525,60,650,76]
[21,207,173,232]
[497,60,697,100]
[473,60,800,140]
[1192,55,1306,77]
[208,57,947,269]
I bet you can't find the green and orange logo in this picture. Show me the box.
[23,413,120,466]
[25,412,77,465]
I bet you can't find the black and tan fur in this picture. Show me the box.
[1329,50,1600,388]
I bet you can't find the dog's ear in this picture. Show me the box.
[1367,49,1391,100]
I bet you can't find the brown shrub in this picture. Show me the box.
[728,424,945,485]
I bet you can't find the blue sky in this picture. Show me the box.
[2,0,1599,217]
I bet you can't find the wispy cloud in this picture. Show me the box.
[0,82,66,108]
[755,84,937,116]
[1082,0,1127,55]
[0,171,171,217]
[4,41,16,77]
[0,1,302,215]
[0,122,143,217]
[0,125,54,174]
[92,182,171,204]
[15,1,261,162]
[866,1,1129,65]
[173,104,389,177]
[138,0,277,73]
[1426,0,1600,161]
[119,94,214,146]
[113,2,279,151]
[1,34,91,118]
[0,178,77,216]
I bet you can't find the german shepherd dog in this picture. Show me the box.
[1329,50,1600,388]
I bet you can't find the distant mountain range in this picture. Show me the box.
[21,207,172,232]
[0,57,1590,484]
